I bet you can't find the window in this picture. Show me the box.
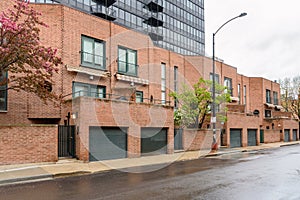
[161,63,166,104]
[174,66,178,108]
[224,77,232,96]
[237,84,241,104]
[273,91,278,105]
[265,110,272,118]
[118,46,138,76]
[0,72,7,111]
[243,85,247,105]
[136,91,143,103]
[81,35,105,70]
[266,89,271,103]
[210,73,220,84]
[72,82,106,98]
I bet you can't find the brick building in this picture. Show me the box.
[0,1,298,164]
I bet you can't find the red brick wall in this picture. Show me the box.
[263,130,281,143]
[73,97,174,161]
[183,129,220,151]
[0,125,58,165]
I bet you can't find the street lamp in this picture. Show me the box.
[211,12,247,151]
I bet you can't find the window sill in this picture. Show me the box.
[0,110,8,113]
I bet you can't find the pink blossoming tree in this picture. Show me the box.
[0,0,62,102]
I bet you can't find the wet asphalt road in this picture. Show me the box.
[1,145,300,200]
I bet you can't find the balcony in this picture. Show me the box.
[92,0,116,7]
[144,27,163,41]
[144,0,163,12]
[90,4,116,21]
[143,12,163,27]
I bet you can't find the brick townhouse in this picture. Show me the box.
[0,1,298,164]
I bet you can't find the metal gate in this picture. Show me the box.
[230,129,242,148]
[247,129,257,146]
[89,127,127,161]
[58,125,76,158]
[293,129,297,141]
[174,129,183,150]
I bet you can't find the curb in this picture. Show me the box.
[280,143,300,147]
[0,174,53,186]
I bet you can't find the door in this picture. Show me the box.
[141,128,167,155]
[260,130,264,143]
[284,129,290,142]
[230,129,242,148]
[174,129,183,150]
[89,127,127,161]
[58,125,76,158]
[247,129,257,146]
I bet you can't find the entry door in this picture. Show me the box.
[89,127,127,161]
[230,129,242,148]
[174,129,183,150]
[260,130,264,143]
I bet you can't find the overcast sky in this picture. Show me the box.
[205,0,300,81]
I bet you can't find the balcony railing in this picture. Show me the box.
[67,91,171,106]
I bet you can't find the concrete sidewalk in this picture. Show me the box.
[0,141,299,186]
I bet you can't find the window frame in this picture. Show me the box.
[0,72,8,111]
[72,82,106,99]
[224,77,233,96]
[266,89,271,104]
[81,35,106,70]
[136,91,143,103]
[118,46,138,76]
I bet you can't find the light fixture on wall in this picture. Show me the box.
[89,75,94,80]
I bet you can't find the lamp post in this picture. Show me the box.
[211,13,247,151]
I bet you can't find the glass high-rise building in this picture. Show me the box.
[32,0,205,55]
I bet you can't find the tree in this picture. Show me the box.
[170,78,231,129]
[0,0,62,102]
[279,76,300,120]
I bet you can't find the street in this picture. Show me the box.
[1,145,300,200]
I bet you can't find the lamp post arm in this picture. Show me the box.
[214,15,241,36]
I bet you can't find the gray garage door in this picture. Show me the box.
[284,129,290,142]
[230,129,242,148]
[247,129,257,146]
[293,129,298,141]
[89,127,127,161]
[141,128,167,155]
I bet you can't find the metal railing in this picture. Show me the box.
[66,91,171,106]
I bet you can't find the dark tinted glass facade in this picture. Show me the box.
[31,0,205,55]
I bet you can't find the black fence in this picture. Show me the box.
[58,125,76,158]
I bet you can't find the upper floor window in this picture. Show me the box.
[136,91,143,103]
[243,85,247,105]
[273,91,279,105]
[237,84,241,104]
[224,77,232,96]
[210,73,220,84]
[266,89,271,103]
[161,63,166,104]
[81,35,105,70]
[73,82,106,98]
[0,72,7,111]
[118,46,138,76]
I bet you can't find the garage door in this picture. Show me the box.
[284,129,290,142]
[141,128,167,155]
[247,129,257,146]
[293,129,298,141]
[230,129,242,148]
[89,127,127,161]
